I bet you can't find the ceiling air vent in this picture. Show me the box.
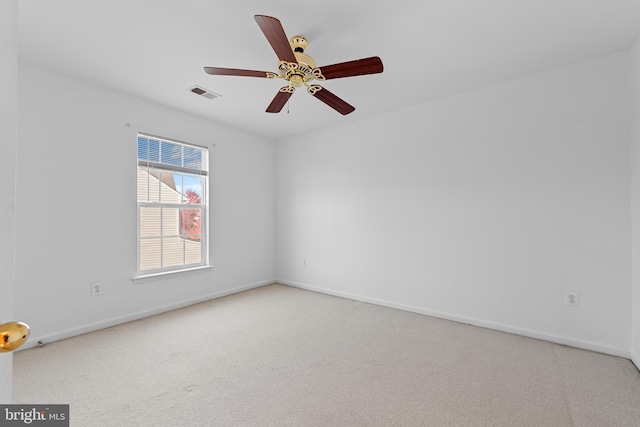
[188,85,221,100]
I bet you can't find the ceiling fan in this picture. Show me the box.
[204,15,384,115]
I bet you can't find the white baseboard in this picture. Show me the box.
[277,279,631,360]
[632,350,640,372]
[18,279,275,351]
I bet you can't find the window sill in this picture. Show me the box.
[133,265,214,283]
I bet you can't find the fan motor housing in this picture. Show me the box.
[278,36,318,87]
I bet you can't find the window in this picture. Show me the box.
[136,133,208,274]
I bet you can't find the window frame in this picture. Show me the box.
[136,132,209,277]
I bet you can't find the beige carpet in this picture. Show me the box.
[13,284,640,426]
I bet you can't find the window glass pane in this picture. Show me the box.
[149,171,161,203]
[182,175,203,204]
[183,146,203,170]
[137,168,161,203]
[137,168,149,202]
[158,171,181,204]
[139,207,161,237]
[149,139,160,163]
[161,206,180,237]
[162,236,185,267]
[174,174,184,202]
[161,141,182,167]
[172,174,203,204]
[180,207,202,239]
[185,239,202,264]
[140,238,161,270]
[137,136,148,161]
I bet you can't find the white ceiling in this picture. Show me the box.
[18,0,640,140]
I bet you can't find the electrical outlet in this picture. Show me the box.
[91,283,103,297]
[564,291,579,307]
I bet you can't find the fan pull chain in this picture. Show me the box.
[287,99,290,113]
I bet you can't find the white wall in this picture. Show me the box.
[15,62,276,348]
[0,0,18,403]
[277,52,632,356]
[12,43,637,365]
[631,37,640,369]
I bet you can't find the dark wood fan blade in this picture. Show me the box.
[266,88,294,113]
[204,67,271,78]
[309,86,355,115]
[254,15,297,63]
[318,56,383,80]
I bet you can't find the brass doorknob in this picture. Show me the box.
[0,321,30,352]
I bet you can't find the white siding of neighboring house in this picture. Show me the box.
[137,168,201,270]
